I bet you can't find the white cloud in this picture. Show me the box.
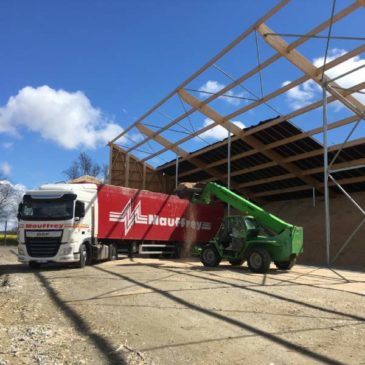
[283,49,365,110]
[2,142,13,150]
[0,162,11,176]
[282,80,320,109]
[0,85,123,149]
[199,118,245,141]
[199,80,245,106]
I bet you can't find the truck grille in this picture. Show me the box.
[25,235,62,258]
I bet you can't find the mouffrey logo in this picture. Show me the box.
[109,199,212,236]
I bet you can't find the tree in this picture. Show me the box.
[0,180,23,229]
[63,152,102,180]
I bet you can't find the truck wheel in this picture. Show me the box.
[247,248,271,273]
[201,245,221,267]
[108,244,118,261]
[228,258,244,266]
[77,243,88,268]
[275,258,296,270]
[29,261,41,269]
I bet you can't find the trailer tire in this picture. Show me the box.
[201,245,221,267]
[228,258,244,266]
[29,261,41,269]
[108,243,118,261]
[275,258,296,270]
[247,248,271,273]
[76,243,88,268]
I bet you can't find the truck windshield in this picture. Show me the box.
[20,197,75,221]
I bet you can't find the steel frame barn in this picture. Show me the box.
[109,0,365,266]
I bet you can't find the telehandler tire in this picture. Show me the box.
[201,245,221,267]
[247,247,271,273]
[275,258,296,270]
[228,258,244,266]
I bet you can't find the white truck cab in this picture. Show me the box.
[17,183,106,268]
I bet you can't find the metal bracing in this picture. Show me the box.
[317,0,365,266]
[111,1,363,159]
[156,45,365,170]
[322,92,365,264]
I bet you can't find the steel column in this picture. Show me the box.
[227,123,231,215]
[175,154,179,190]
[323,81,331,266]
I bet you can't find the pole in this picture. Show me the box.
[4,220,7,246]
[323,81,331,266]
[227,124,231,215]
[175,154,179,190]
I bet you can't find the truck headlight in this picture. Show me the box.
[18,245,25,255]
[60,247,73,256]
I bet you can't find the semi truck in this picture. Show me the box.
[17,182,224,268]
[191,182,304,273]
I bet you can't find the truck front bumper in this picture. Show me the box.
[17,243,80,264]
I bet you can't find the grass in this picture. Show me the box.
[0,233,18,245]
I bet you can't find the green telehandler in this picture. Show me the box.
[190,182,303,273]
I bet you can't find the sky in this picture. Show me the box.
[0,0,364,192]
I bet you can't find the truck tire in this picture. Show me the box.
[29,261,41,269]
[275,258,296,270]
[247,248,271,273]
[201,245,221,267]
[76,243,88,268]
[228,258,244,266]
[108,243,118,261]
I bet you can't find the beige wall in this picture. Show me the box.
[263,192,365,268]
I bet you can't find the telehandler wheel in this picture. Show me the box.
[247,248,271,273]
[228,258,244,266]
[201,245,221,267]
[275,258,296,270]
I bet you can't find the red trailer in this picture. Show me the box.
[97,184,224,255]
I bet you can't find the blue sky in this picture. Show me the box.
[0,0,364,189]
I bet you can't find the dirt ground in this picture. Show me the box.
[0,246,365,365]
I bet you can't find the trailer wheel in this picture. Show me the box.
[228,258,244,266]
[29,261,41,269]
[108,243,118,261]
[76,243,87,268]
[247,248,271,273]
[275,258,296,270]
[201,245,221,267]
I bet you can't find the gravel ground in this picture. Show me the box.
[0,245,365,365]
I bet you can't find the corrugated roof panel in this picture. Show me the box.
[157,117,365,201]
[250,177,306,194]
[232,165,289,184]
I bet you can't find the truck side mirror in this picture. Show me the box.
[75,201,85,219]
[17,203,23,220]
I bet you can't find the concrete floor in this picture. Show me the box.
[1,246,365,364]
